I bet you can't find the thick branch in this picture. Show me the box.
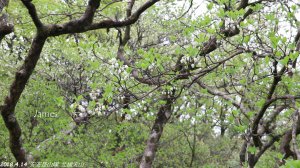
[237,0,248,10]
[140,93,175,168]
[1,34,47,166]
[80,0,101,25]
[0,14,13,41]
[48,0,160,36]
[122,0,135,45]
[250,134,282,167]
[21,0,43,29]
[251,67,285,147]
[280,129,298,159]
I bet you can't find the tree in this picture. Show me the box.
[1,0,300,167]
[0,0,159,166]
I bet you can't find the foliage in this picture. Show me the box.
[1,0,300,167]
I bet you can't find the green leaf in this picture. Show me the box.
[282,160,300,168]
[255,99,265,108]
[264,56,270,64]
[207,3,213,10]
[279,56,289,66]
[248,146,257,154]
[244,35,250,43]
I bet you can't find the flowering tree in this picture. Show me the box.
[1,0,300,167]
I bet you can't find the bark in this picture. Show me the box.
[237,0,248,10]
[140,95,174,168]
[220,106,226,137]
[280,112,300,160]
[251,67,285,148]
[280,130,296,159]
[292,110,300,159]
[239,141,247,166]
[0,0,13,42]
[0,0,8,13]
[47,0,160,36]
[0,14,13,41]
[1,35,47,166]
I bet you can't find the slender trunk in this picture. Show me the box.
[140,96,173,168]
[239,140,247,166]
[220,105,226,137]
[248,152,256,168]
[189,124,196,167]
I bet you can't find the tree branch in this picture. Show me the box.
[48,0,160,36]
[251,67,285,147]
[0,13,13,42]
[196,80,249,114]
[237,0,248,10]
[1,34,47,166]
[140,92,176,168]
[21,0,43,29]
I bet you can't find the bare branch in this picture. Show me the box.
[237,0,248,10]
[0,14,13,41]
[21,0,43,29]
[197,81,248,112]
[48,0,160,36]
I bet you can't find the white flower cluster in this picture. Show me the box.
[180,56,201,68]
[179,114,190,122]
[179,114,197,125]
[146,112,154,118]
[89,89,102,100]
[70,89,107,119]
[109,58,119,69]
[161,86,177,95]
[71,101,105,117]
[117,107,140,121]
[190,117,196,125]
[108,58,131,79]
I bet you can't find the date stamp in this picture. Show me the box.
[0,161,86,167]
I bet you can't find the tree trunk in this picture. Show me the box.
[1,35,47,166]
[140,96,173,168]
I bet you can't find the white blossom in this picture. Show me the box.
[79,113,87,118]
[125,114,132,120]
[191,117,196,125]
[87,110,93,115]
[81,100,88,107]
[89,93,97,100]
[78,105,86,112]
[70,103,76,109]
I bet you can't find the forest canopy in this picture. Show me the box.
[1,0,300,167]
